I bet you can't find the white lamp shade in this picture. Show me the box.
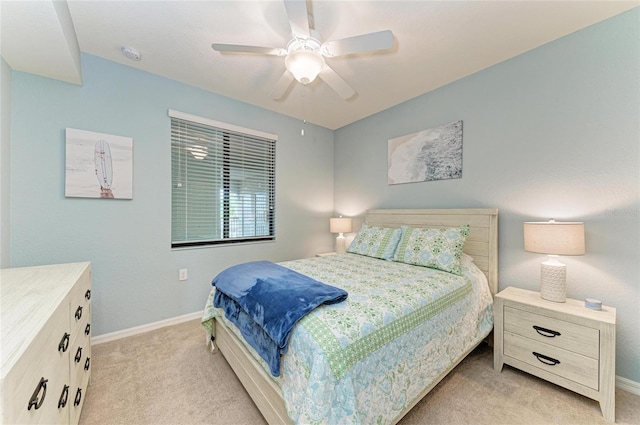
[285,50,325,84]
[330,217,352,234]
[524,221,585,255]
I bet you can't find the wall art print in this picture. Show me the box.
[65,128,133,199]
[388,120,463,185]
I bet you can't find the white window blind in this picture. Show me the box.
[170,111,276,247]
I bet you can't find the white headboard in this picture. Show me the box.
[365,208,499,296]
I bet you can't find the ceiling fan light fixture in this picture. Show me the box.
[285,49,325,85]
[211,1,393,100]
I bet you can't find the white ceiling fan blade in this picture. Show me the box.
[318,66,356,100]
[321,30,394,57]
[272,70,295,100]
[283,0,310,39]
[212,43,287,56]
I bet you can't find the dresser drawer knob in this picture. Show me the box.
[58,385,69,408]
[84,357,91,371]
[73,388,83,407]
[75,306,83,320]
[85,289,91,300]
[533,352,561,366]
[85,323,91,336]
[533,325,561,338]
[58,332,70,352]
[75,347,83,363]
[27,377,48,411]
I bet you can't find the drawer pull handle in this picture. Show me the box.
[58,385,69,408]
[85,323,91,336]
[533,352,561,366]
[533,325,561,338]
[58,332,70,352]
[75,306,83,320]
[28,377,48,411]
[75,347,83,363]
[85,289,91,300]
[84,357,91,371]
[73,388,82,407]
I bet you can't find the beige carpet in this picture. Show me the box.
[79,319,640,425]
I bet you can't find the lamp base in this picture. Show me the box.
[540,259,566,303]
[335,234,346,254]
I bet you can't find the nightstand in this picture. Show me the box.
[494,287,616,422]
[316,252,337,257]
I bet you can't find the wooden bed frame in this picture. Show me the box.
[211,208,499,424]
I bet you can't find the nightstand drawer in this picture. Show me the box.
[504,306,599,358]
[504,332,599,390]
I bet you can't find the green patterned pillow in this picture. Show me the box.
[346,223,402,260]
[393,225,470,275]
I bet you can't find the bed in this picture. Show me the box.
[202,208,498,424]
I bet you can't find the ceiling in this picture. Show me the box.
[1,1,638,130]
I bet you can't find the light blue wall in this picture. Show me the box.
[0,56,11,268]
[334,9,640,383]
[10,54,335,336]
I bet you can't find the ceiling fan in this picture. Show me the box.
[211,0,394,100]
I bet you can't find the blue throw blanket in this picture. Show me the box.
[212,260,348,376]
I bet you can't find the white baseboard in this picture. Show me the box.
[92,311,202,345]
[616,375,640,395]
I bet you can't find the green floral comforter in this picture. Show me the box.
[202,253,493,424]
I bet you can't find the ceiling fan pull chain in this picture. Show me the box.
[301,88,306,136]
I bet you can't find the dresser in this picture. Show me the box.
[494,287,616,422]
[1,262,92,425]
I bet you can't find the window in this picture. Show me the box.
[170,110,276,248]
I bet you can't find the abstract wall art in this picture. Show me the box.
[388,120,463,185]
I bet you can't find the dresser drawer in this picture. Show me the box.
[69,368,90,425]
[3,302,70,423]
[70,343,90,386]
[69,289,91,425]
[12,364,69,425]
[69,269,91,337]
[504,306,599,358]
[70,321,91,394]
[504,331,599,390]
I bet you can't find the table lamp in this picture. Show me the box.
[523,219,585,302]
[330,216,352,254]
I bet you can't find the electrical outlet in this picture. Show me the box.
[179,268,188,281]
